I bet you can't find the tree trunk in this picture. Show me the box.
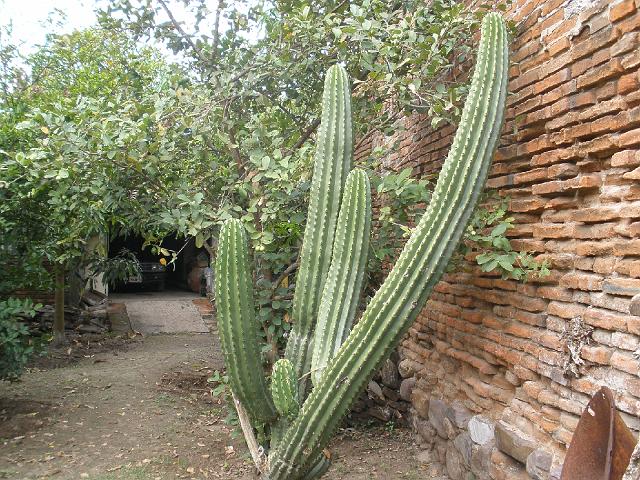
[52,266,67,346]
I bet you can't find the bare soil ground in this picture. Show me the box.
[0,332,429,480]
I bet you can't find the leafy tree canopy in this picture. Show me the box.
[1,0,543,355]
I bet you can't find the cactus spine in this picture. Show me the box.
[285,65,353,397]
[214,12,508,480]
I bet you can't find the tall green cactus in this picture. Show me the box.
[214,12,508,480]
[311,168,371,386]
[285,64,353,398]
[215,219,277,423]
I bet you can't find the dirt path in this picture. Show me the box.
[1,329,431,480]
[110,292,209,334]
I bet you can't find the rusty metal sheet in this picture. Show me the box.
[561,386,635,480]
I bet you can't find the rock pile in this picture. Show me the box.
[29,290,110,335]
[349,352,412,425]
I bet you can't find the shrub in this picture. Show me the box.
[0,298,40,381]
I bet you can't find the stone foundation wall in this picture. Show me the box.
[356,0,640,478]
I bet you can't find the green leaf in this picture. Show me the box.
[195,233,204,248]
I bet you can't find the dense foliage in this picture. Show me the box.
[100,0,539,357]
[1,0,542,365]
[0,298,40,381]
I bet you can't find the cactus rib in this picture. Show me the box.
[311,168,371,386]
[268,13,508,478]
[285,64,353,394]
[215,219,277,423]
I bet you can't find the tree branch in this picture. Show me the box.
[286,118,321,155]
[271,261,298,294]
[232,393,267,474]
[156,0,208,66]
[211,1,223,63]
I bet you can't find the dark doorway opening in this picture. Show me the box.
[109,233,209,294]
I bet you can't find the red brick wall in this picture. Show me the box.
[357,0,640,478]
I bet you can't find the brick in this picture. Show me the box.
[628,314,640,334]
[572,206,622,223]
[614,239,640,255]
[611,150,640,167]
[535,68,571,95]
[537,286,574,301]
[510,197,546,212]
[596,80,619,101]
[618,72,640,93]
[623,166,640,179]
[616,259,640,276]
[577,59,623,90]
[618,128,640,147]
[547,301,585,319]
[581,345,613,364]
[548,162,579,178]
[575,90,598,108]
[560,272,604,291]
[584,307,628,331]
[603,278,640,296]
[611,331,640,350]
[532,223,575,239]
[590,292,632,313]
[548,36,571,56]
[574,223,616,239]
[610,0,637,22]
[617,33,640,60]
[534,174,602,195]
[593,257,618,274]
[576,241,615,256]
[610,351,640,374]
[514,168,548,184]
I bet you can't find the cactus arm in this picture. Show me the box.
[268,13,509,478]
[215,219,277,423]
[311,169,371,386]
[271,359,300,420]
[285,64,353,391]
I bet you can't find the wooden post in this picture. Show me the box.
[232,393,267,474]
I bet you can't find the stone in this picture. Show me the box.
[526,448,554,480]
[490,448,530,480]
[411,389,430,418]
[367,406,392,422]
[367,380,385,403]
[447,402,472,429]
[398,358,418,378]
[380,358,401,389]
[446,447,464,480]
[494,421,537,464]
[453,431,473,466]
[382,386,400,402]
[351,398,367,413]
[505,370,522,386]
[399,377,416,401]
[549,464,562,480]
[414,417,437,444]
[436,442,447,464]
[471,441,494,477]
[429,398,450,438]
[415,449,434,464]
[468,415,495,445]
[631,294,640,316]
